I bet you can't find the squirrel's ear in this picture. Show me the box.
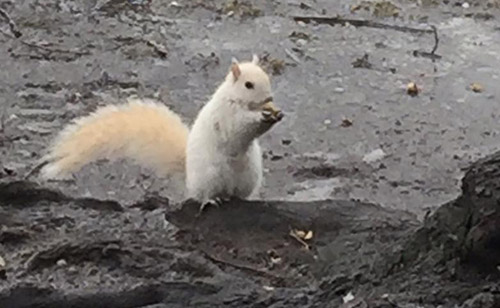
[230,58,241,82]
[251,54,259,65]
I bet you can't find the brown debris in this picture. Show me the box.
[222,0,261,18]
[341,117,354,127]
[470,82,484,93]
[352,54,372,69]
[145,40,168,58]
[289,31,311,42]
[260,53,286,75]
[289,228,314,250]
[406,82,419,96]
[292,16,434,34]
[373,1,400,18]
[350,0,400,18]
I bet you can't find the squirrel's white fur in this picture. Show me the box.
[39,55,282,204]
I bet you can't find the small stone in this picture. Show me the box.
[56,259,67,267]
[296,39,307,47]
[169,1,182,7]
[343,291,355,303]
[470,82,483,93]
[263,285,275,291]
[334,87,345,93]
[324,119,331,125]
[363,149,386,163]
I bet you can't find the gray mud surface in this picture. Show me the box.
[2,0,500,307]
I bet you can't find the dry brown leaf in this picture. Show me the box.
[470,82,483,93]
[341,117,353,127]
[295,230,306,238]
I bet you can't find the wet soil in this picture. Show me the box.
[2,0,500,307]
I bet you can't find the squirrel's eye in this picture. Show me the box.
[245,81,254,89]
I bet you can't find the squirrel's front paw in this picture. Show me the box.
[261,103,284,124]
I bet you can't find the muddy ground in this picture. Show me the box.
[1,0,500,307]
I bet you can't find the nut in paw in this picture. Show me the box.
[261,100,284,123]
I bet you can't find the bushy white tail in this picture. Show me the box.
[40,98,189,179]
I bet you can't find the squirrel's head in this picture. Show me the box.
[222,55,282,123]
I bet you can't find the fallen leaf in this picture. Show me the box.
[470,82,483,93]
[304,230,314,240]
[341,117,353,127]
[289,229,310,250]
[295,230,306,238]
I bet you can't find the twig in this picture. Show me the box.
[430,25,439,55]
[145,39,168,58]
[23,160,49,180]
[292,16,434,34]
[289,230,310,250]
[284,48,301,64]
[199,249,284,283]
[412,25,441,61]
[0,8,22,38]
[20,40,90,56]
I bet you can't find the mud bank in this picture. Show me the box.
[1,150,500,307]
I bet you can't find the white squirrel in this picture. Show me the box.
[37,54,283,209]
